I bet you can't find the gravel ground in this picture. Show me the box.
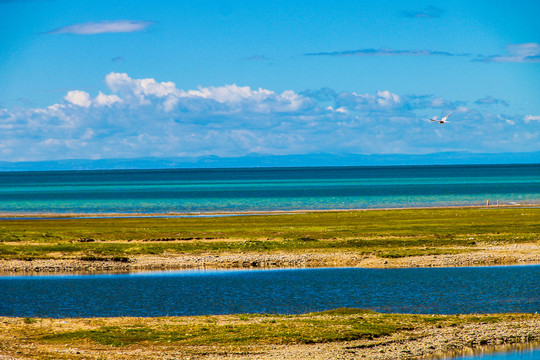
[233,321,540,360]
[0,317,538,359]
[1,243,539,274]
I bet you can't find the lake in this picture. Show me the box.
[447,345,540,359]
[1,265,539,318]
[0,164,538,214]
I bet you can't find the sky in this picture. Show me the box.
[0,0,539,164]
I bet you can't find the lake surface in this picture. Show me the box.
[1,265,539,318]
[449,346,540,359]
[0,164,538,214]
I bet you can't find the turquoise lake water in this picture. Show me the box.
[0,164,538,214]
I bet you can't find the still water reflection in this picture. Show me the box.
[1,265,539,318]
[448,345,540,359]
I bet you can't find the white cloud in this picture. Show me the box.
[508,43,540,58]
[524,115,540,122]
[105,72,180,100]
[327,106,348,114]
[104,72,312,114]
[185,84,271,103]
[64,90,91,108]
[0,73,538,161]
[377,90,401,107]
[45,20,154,35]
[334,90,402,110]
[476,43,540,63]
[95,92,122,107]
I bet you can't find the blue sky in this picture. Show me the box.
[0,0,539,163]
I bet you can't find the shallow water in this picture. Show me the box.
[447,345,540,359]
[1,265,539,318]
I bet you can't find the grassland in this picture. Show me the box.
[1,310,539,359]
[0,207,538,264]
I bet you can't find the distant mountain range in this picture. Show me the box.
[0,152,538,171]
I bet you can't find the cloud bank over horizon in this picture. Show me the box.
[0,73,537,162]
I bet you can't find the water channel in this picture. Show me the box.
[1,265,539,318]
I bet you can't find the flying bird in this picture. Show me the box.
[430,112,451,124]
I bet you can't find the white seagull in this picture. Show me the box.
[430,112,451,124]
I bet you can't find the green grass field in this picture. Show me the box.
[0,207,538,261]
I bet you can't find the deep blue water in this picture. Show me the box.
[1,265,539,318]
[0,164,538,214]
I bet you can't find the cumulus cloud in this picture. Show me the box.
[475,43,540,63]
[102,72,313,114]
[45,20,154,35]
[0,72,537,162]
[95,92,122,107]
[64,90,91,108]
[105,72,180,100]
[304,48,468,57]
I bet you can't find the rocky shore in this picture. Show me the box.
[1,242,539,274]
[1,315,538,360]
[224,320,540,360]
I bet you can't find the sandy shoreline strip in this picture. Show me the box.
[0,203,538,219]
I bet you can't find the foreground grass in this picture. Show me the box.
[0,207,538,261]
[1,310,538,359]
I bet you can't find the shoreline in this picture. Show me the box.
[2,242,540,274]
[222,322,540,360]
[0,203,538,220]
